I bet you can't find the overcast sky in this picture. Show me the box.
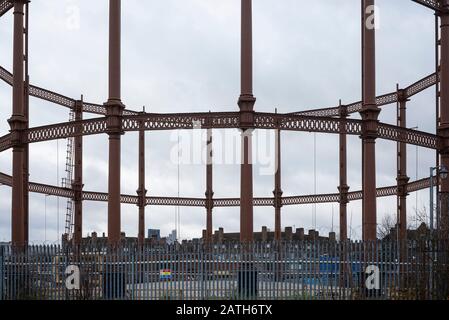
[0,0,439,243]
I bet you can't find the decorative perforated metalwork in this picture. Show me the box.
[0,0,13,18]
[0,172,11,185]
[0,0,446,234]
[0,170,437,207]
[20,112,438,151]
[378,123,439,149]
[282,194,340,206]
[290,72,437,117]
[1,64,140,116]
[376,92,399,106]
[347,191,363,202]
[277,114,363,135]
[406,72,438,98]
[81,103,106,116]
[295,107,340,117]
[122,112,241,132]
[254,198,275,206]
[346,101,363,114]
[0,172,75,197]
[29,85,75,109]
[26,118,108,143]
[376,185,398,198]
[147,197,206,207]
[29,182,74,198]
[412,0,443,12]
[0,65,12,85]
[81,103,139,116]
[407,177,434,192]
[0,134,12,152]
[214,198,240,207]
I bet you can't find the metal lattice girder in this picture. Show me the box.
[292,72,437,117]
[0,65,437,120]
[0,0,13,18]
[377,123,439,149]
[29,84,76,109]
[0,134,12,152]
[412,0,444,12]
[121,112,241,131]
[406,72,439,98]
[0,65,139,116]
[0,112,437,150]
[0,66,12,84]
[0,172,436,207]
[26,118,108,143]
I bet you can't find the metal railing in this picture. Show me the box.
[0,239,448,300]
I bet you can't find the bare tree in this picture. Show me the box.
[377,213,396,240]
[408,206,428,230]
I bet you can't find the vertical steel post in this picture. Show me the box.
[105,0,125,245]
[430,167,434,232]
[360,0,379,241]
[439,1,449,241]
[273,128,282,241]
[238,0,256,243]
[9,0,27,248]
[23,1,29,245]
[338,103,349,241]
[397,88,409,242]
[436,11,441,234]
[205,128,214,244]
[73,100,83,246]
[137,124,147,246]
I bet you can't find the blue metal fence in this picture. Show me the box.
[0,240,447,300]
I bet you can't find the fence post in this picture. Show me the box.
[0,246,3,300]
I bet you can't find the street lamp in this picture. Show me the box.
[430,165,448,232]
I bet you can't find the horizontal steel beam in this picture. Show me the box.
[0,65,437,120]
[292,72,437,117]
[0,65,139,116]
[0,112,439,152]
[0,172,436,207]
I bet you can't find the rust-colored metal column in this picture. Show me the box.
[273,128,282,241]
[8,0,27,247]
[105,0,125,245]
[137,125,147,246]
[23,1,29,245]
[360,0,380,241]
[73,100,84,246]
[439,3,449,239]
[238,0,256,243]
[338,103,349,241]
[396,88,409,242]
[205,128,214,243]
